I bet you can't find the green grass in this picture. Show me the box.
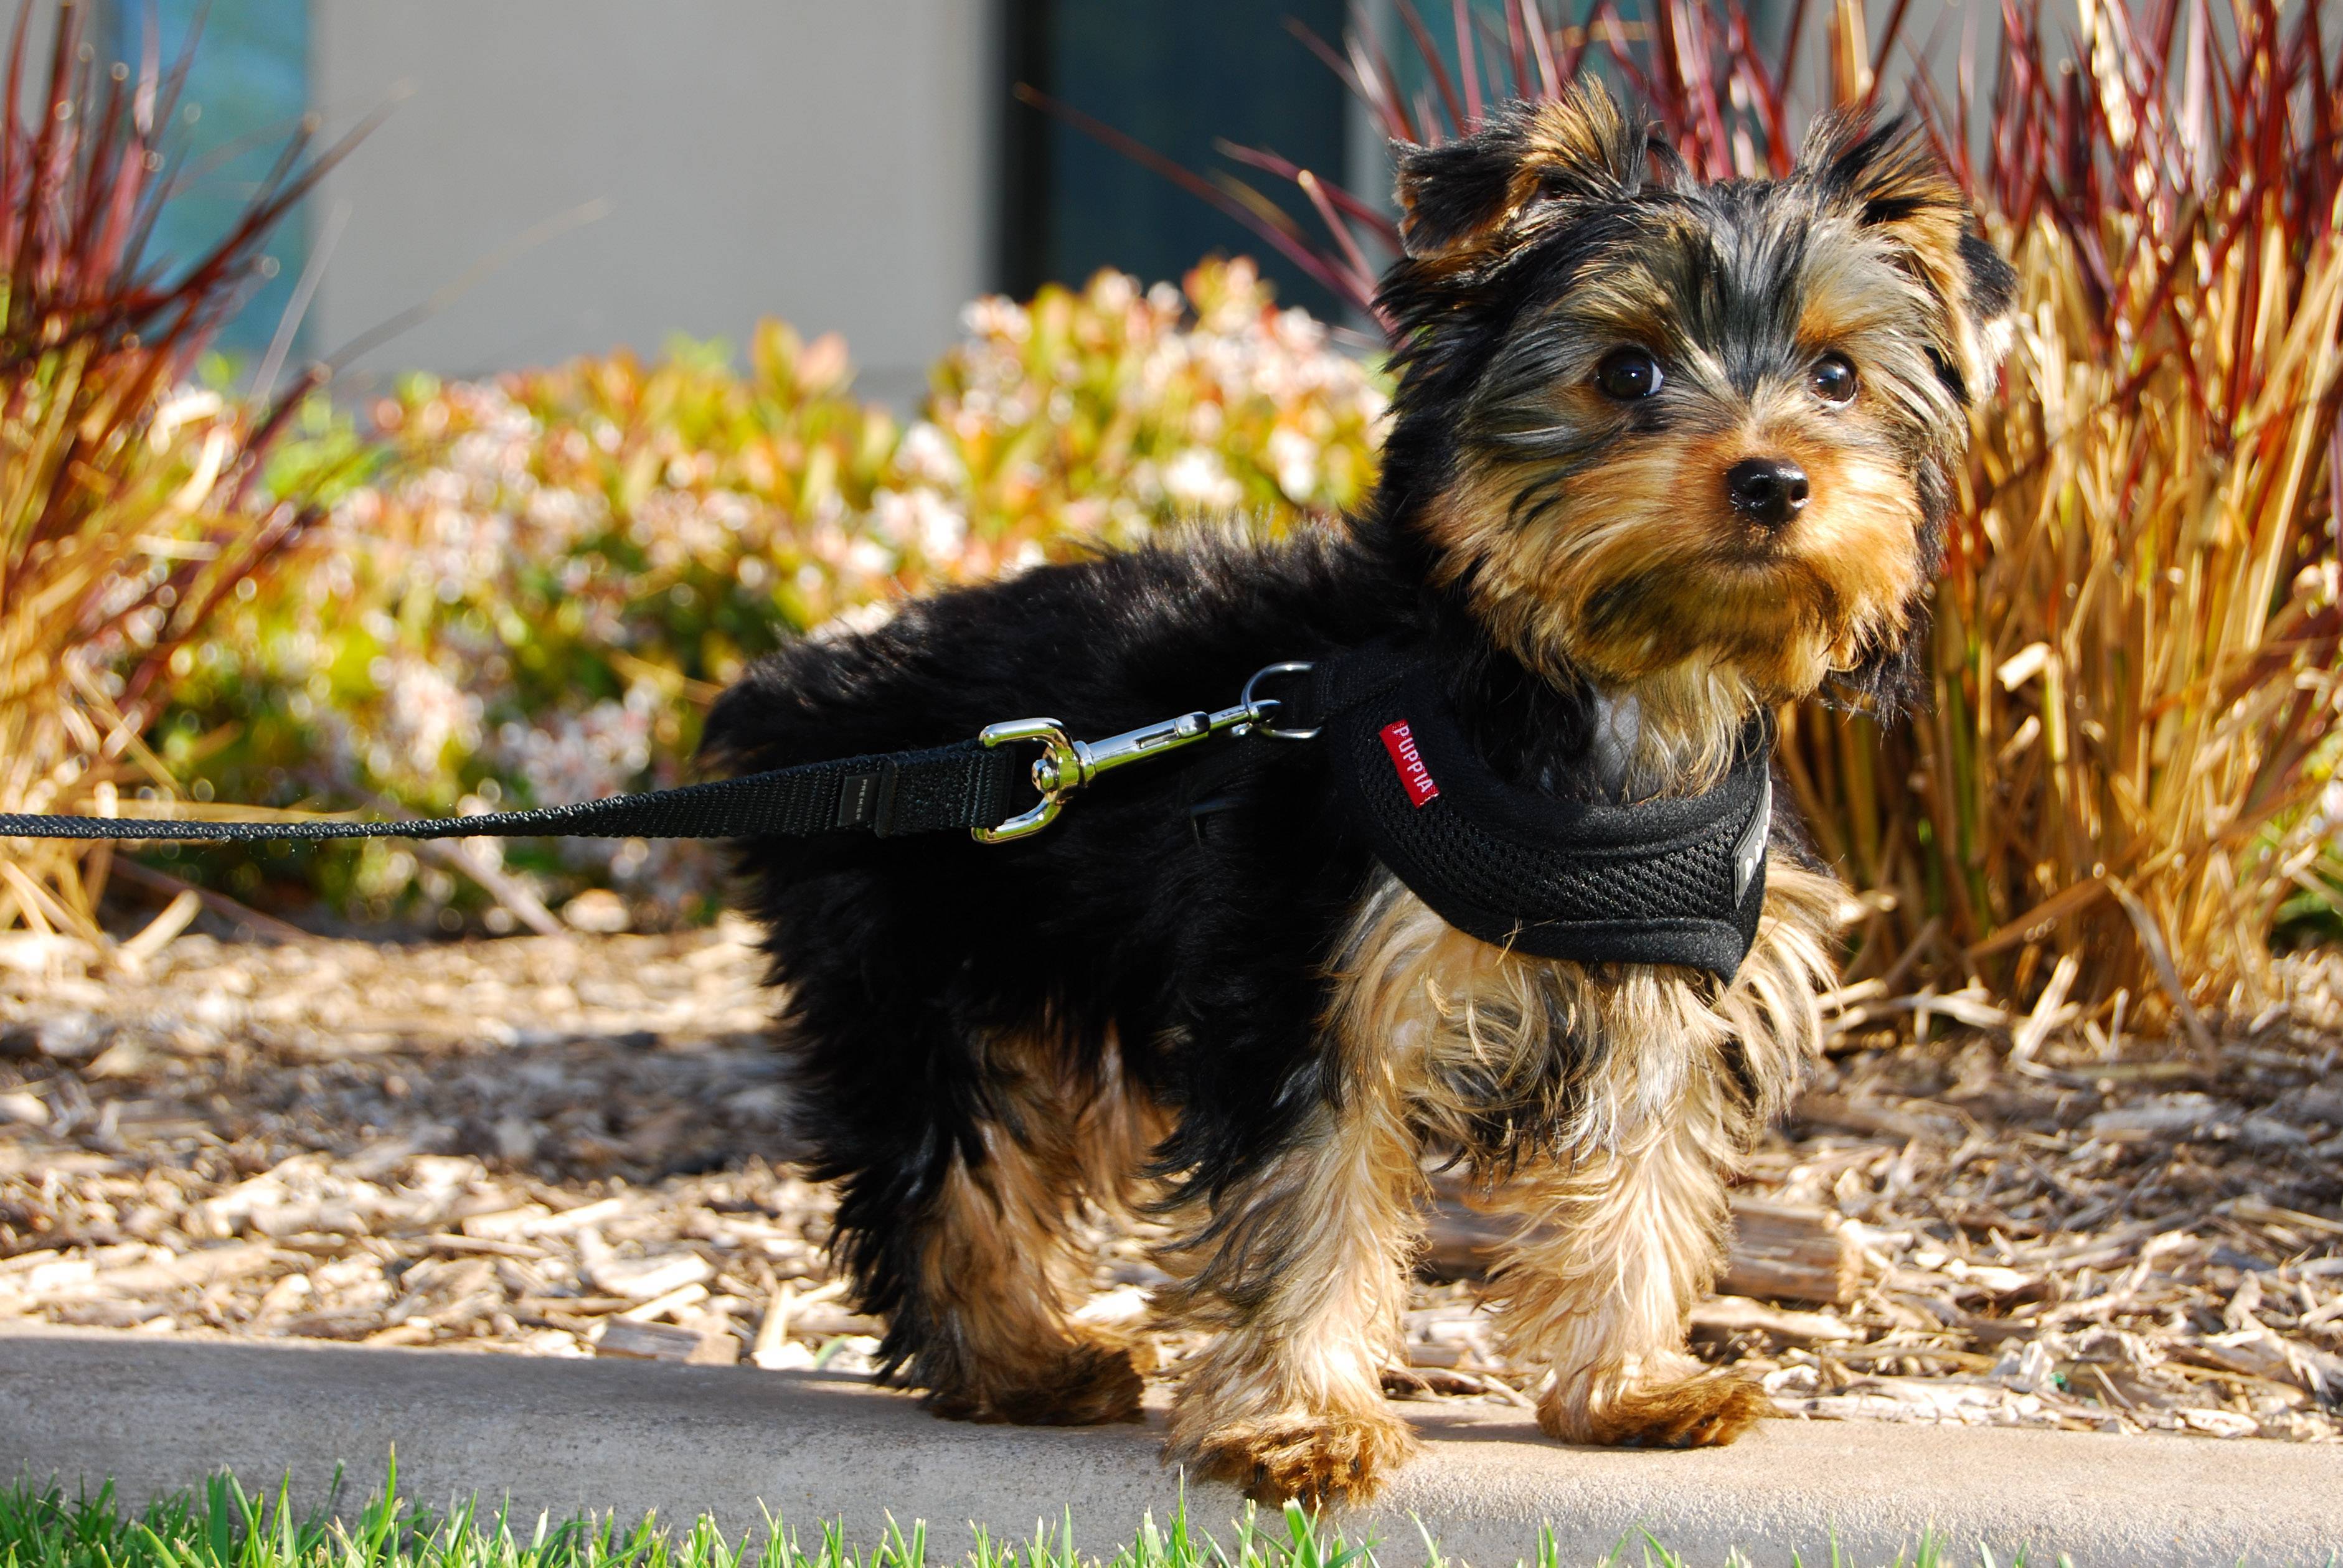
[0,1462,2258,1568]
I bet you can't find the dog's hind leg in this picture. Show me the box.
[829,1023,1151,1427]
[1482,1061,1769,1448]
[1155,1081,1424,1508]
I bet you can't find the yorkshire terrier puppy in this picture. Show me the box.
[703,85,2014,1507]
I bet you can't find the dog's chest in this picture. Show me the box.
[1327,874,1735,1161]
[1322,838,1842,1162]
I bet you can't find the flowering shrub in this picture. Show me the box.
[935,263,1382,552]
[161,260,1387,927]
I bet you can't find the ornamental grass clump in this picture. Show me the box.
[1183,0,2343,1031]
[1790,0,2343,1026]
[0,2,352,949]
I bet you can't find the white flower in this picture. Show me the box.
[379,655,480,777]
[814,599,895,641]
[1091,271,1138,314]
[896,421,966,487]
[912,489,968,558]
[961,295,1030,342]
[1267,426,1319,504]
[1161,448,1242,511]
[844,537,893,577]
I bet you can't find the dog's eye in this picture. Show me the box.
[1811,354,1858,405]
[1595,349,1664,400]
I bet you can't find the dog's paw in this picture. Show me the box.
[1539,1367,1770,1448]
[1172,1407,1421,1509]
[924,1339,1145,1427]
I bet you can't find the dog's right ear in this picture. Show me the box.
[1394,84,1649,264]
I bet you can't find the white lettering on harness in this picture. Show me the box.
[1379,720,1440,807]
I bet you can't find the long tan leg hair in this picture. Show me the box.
[1479,855,1840,1444]
[1261,857,1839,1455]
[905,1030,1159,1425]
[1154,1054,1425,1506]
[1479,1061,1768,1444]
[1151,852,1836,1490]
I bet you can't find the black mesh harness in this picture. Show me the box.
[0,647,1771,976]
[1280,648,1773,980]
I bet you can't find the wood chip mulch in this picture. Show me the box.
[2,921,2337,1442]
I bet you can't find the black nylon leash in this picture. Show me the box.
[0,663,1303,847]
[0,740,1021,844]
[0,652,1776,978]
[0,665,1303,843]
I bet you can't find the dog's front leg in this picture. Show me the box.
[1155,1087,1423,1508]
[1484,1066,1770,1447]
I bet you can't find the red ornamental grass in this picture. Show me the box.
[0,0,360,947]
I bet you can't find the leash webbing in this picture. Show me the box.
[0,740,1021,844]
[0,651,1776,975]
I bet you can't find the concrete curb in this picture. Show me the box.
[2,1328,2336,1566]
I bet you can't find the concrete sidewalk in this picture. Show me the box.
[1,1328,2336,1566]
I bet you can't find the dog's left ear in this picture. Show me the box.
[1805,114,2017,403]
[1393,84,1651,265]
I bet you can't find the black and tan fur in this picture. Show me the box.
[702,85,2014,1508]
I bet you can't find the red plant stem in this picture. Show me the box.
[1351,4,1423,144]
[1215,139,1401,247]
[1012,85,1377,319]
[1522,0,1562,99]
[1502,0,1529,99]
[1393,0,1467,135]
[1868,0,1918,108]
[1776,0,1811,115]
[1297,169,1380,302]
[1452,0,1482,125]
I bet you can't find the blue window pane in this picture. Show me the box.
[1004,0,1349,317]
[1389,0,1647,127]
[103,0,311,366]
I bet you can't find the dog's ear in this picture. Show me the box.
[1804,113,2017,403]
[1393,84,1649,263]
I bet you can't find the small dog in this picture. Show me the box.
[702,85,2014,1507]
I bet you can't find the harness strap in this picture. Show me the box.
[1270,644,1774,979]
[0,741,1021,844]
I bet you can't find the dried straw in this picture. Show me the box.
[0,1,359,949]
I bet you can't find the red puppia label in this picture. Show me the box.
[1380,720,1440,807]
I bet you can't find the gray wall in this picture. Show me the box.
[306,1,996,406]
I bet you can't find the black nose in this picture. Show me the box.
[1725,458,1810,527]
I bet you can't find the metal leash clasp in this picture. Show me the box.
[971,662,1314,843]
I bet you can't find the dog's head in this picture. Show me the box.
[1374,85,2014,710]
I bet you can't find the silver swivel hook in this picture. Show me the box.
[970,662,1315,843]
